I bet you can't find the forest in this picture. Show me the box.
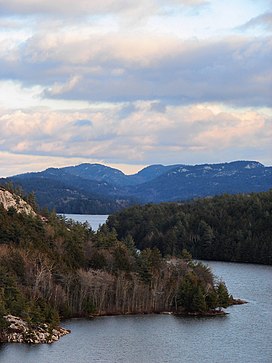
[107,191,272,265]
[0,188,232,333]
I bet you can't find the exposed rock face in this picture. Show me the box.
[0,187,36,216]
[1,315,70,344]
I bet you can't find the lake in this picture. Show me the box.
[1,215,271,363]
[60,214,109,231]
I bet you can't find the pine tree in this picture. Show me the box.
[217,282,230,309]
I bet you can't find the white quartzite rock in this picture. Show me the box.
[2,315,70,344]
[0,188,36,216]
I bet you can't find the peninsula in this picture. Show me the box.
[0,186,239,343]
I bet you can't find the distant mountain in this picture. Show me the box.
[1,167,136,214]
[45,163,180,186]
[5,176,132,214]
[60,163,130,186]
[133,161,272,203]
[133,164,180,184]
[1,160,271,213]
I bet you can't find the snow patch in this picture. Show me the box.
[245,163,260,169]
[178,168,189,172]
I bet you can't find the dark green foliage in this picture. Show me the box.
[0,204,46,248]
[176,272,207,312]
[180,249,192,261]
[205,289,218,310]
[2,250,26,284]
[30,299,60,327]
[0,266,29,318]
[107,191,272,265]
[137,248,162,283]
[113,243,131,272]
[88,250,107,270]
[216,282,231,309]
[82,297,96,315]
[0,188,235,330]
[0,297,8,329]
[191,286,207,313]
[176,272,230,313]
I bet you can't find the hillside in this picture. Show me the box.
[0,188,235,342]
[107,190,272,265]
[1,160,271,213]
[0,187,36,217]
[133,161,272,203]
[6,176,133,214]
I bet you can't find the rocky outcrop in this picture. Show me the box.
[1,315,70,344]
[0,187,36,216]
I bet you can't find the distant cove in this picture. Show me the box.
[61,214,108,231]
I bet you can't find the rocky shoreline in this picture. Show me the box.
[1,298,247,344]
[1,315,70,344]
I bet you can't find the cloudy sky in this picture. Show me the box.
[0,0,271,176]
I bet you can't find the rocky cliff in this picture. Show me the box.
[0,187,36,216]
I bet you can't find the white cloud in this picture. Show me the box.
[0,150,145,177]
[0,0,208,17]
[48,76,82,96]
[0,0,271,173]
[0,103,270,171]
[1,32,271,107]
[239,12,272,31]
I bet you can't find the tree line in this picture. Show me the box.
[107,191,272,265]
[0,189,232,333]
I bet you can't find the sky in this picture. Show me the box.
[0,0,271,177]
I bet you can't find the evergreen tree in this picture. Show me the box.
[217,282,230,309]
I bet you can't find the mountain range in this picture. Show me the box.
[1,160,271,214]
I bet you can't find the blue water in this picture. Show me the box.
[1,261,271,363]
[61,214,108,231]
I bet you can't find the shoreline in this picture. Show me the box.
[0,315,70,344]
[63,298,248,321]
[1,298,247,344]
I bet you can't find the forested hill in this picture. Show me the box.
[0,188,235,337]
[2,160,271,214]
[107,191,272,265]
